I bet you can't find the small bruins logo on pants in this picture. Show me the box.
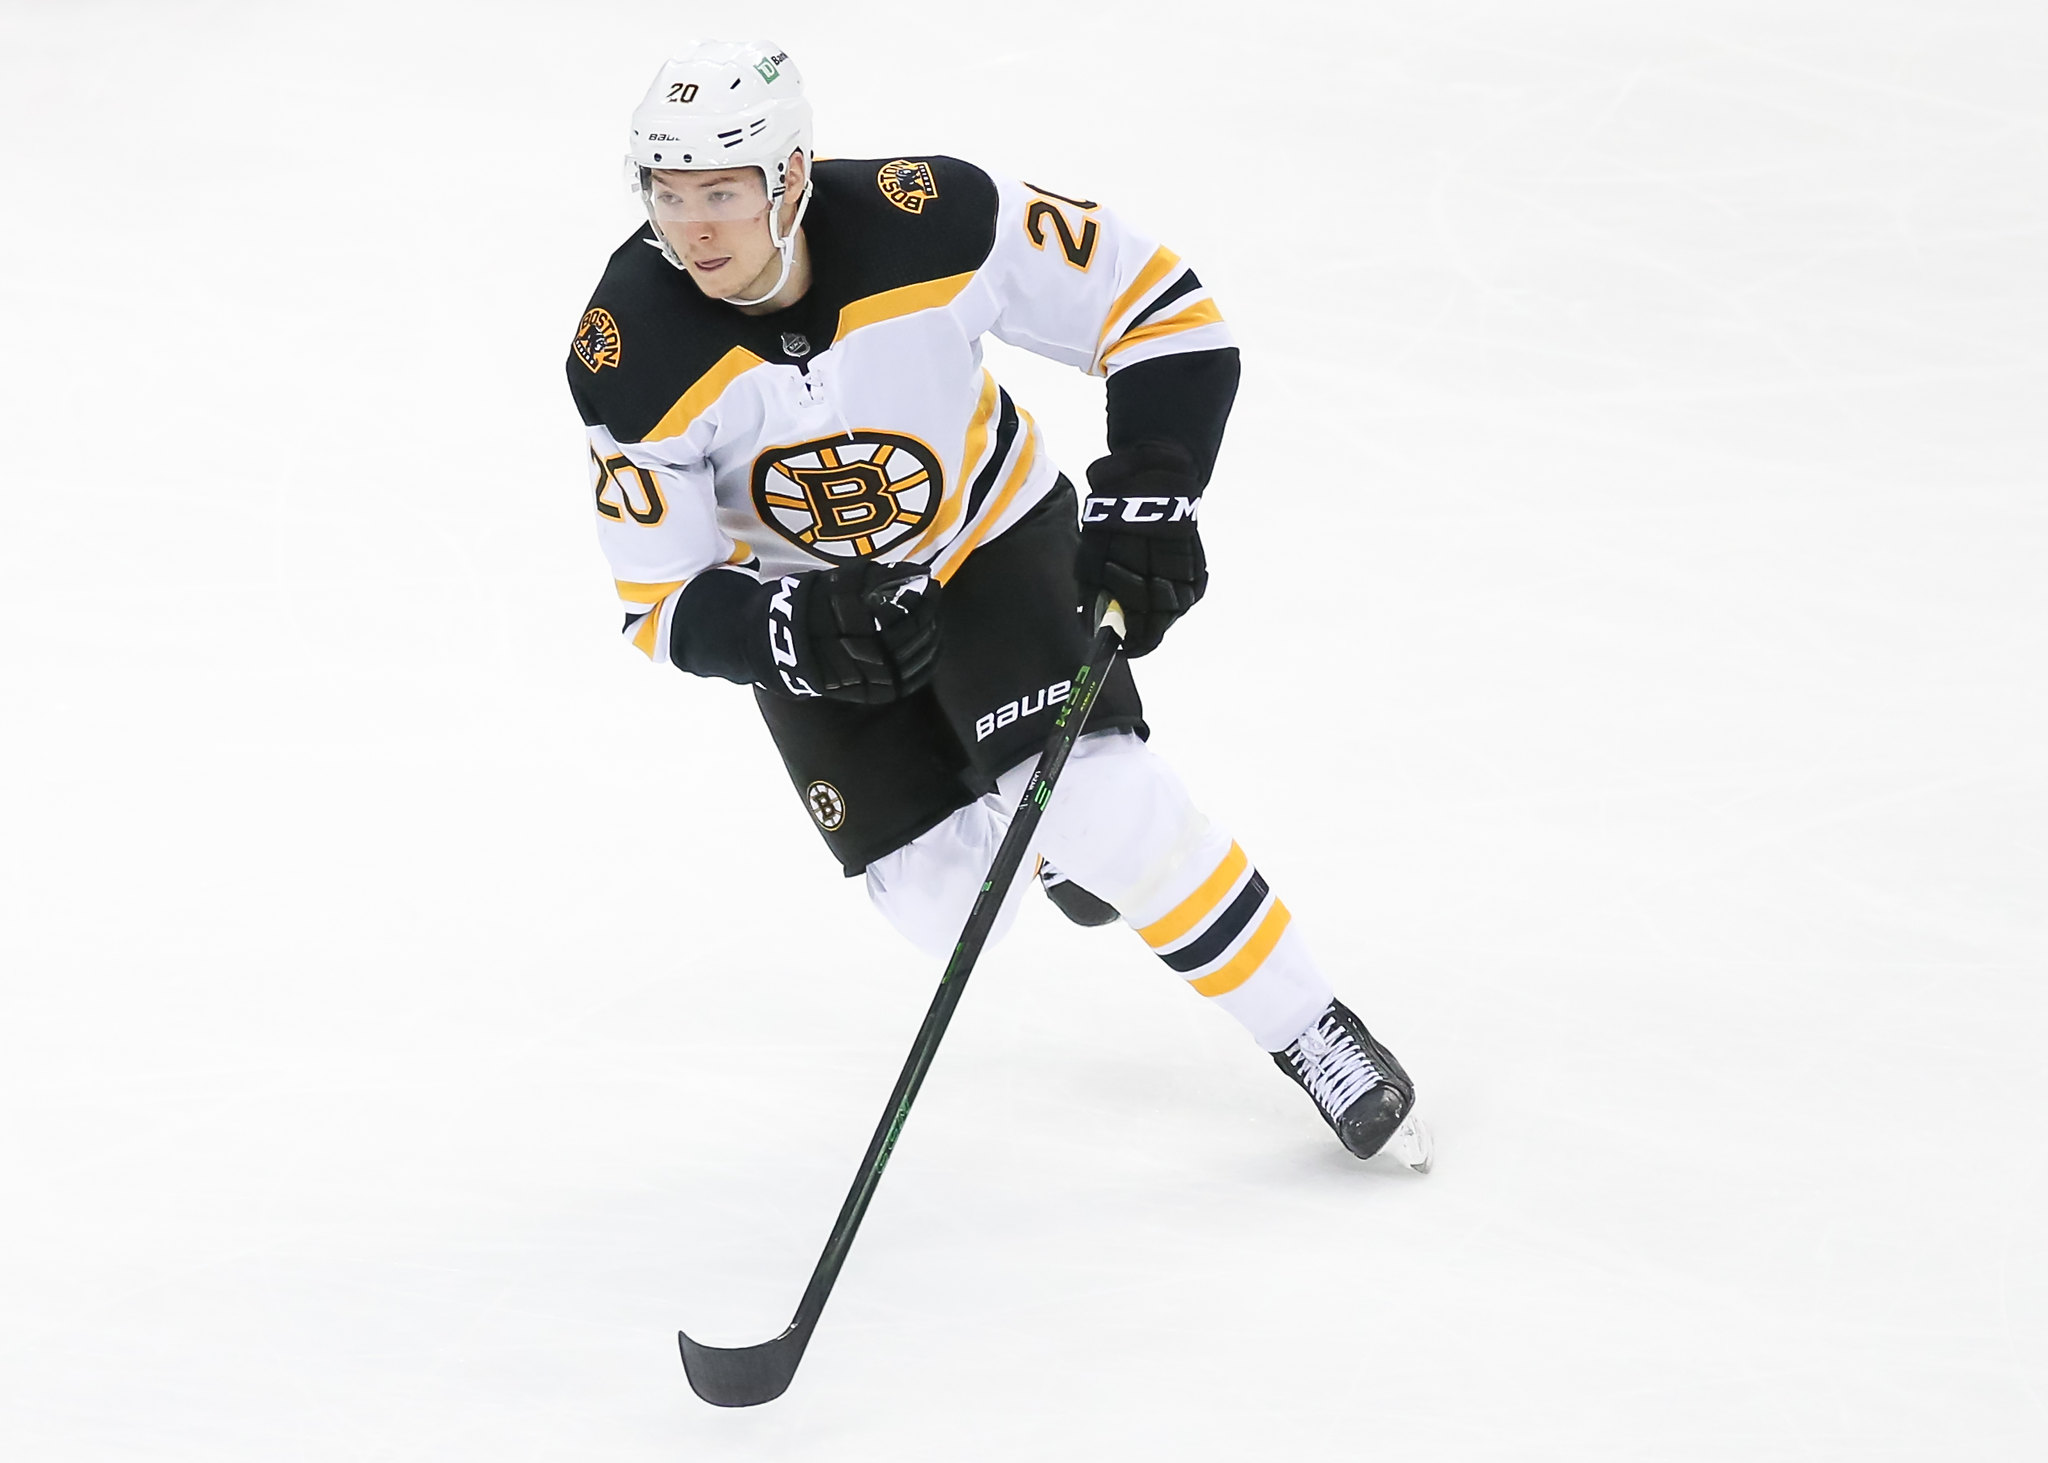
[573,307,621,372]
[751,432,943,561]
[806,781,846,831]
[878,160,939,214]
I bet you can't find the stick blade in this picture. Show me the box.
[678,1322,812,1407]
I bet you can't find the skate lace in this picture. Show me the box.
[1289,1016,1383,1118]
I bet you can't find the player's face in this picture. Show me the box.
[648,162,799,302]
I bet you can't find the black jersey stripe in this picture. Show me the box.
[1160,868,1270,974]
[1126,269,1203,332]
[961,389,1020,528]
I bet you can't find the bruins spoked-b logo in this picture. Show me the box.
[573,307,621,373]
[751,432,943,561]
[806,781,846,832]
[878,159,939,214]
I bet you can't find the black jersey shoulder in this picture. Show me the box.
[803,155,999,301]
[564,158,1001,444]
[566,225,749,442]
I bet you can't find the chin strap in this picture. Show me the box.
[726,174,813,308]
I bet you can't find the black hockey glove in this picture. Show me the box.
[753,560,943,705]
[1078,441,1207,658]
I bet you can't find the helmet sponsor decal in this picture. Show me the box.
[806,781,845,831]
[878,160,939,215]
[750,432,942,562]
[573,307,622,373]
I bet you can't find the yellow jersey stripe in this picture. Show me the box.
[630,605,663,659]
[834,271,977,343]
[904,370,998,562]
[934,411,1038,584]
[1189,902,1291,996]
[1094,246,1183,359]
[1100,297,1225,368]
[1139,841,1249,949]
[645,346,768,443]
[616,579,685,605]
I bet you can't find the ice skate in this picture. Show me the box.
[1275,1001,1431,1170]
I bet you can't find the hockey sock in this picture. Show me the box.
[1113,832,1333,1051]
[1031,734,1335,1052]
[866,731,1337,1052]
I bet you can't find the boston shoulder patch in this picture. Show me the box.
[751,431,943,561]
[877,159,940,214]
[574,307,622,373]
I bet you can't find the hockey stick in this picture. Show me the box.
[678,598,1129,1407]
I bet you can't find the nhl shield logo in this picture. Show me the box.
[877,159,939,214]
[750,431,943,561]
[573,307,621,372]
[806,781,846,831]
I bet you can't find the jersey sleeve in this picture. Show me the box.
[980,175,1235,379]
[580,419,755,664]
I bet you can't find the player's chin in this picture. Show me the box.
[685,259,745,297]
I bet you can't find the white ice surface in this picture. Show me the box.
[3,2,2045,1458]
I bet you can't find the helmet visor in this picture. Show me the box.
[644,167,772,226]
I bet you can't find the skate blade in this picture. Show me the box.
[1386,1114,1433,1174]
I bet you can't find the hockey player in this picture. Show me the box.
[567,41,1427,1166]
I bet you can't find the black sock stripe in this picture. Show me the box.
[1159,869,1269,974]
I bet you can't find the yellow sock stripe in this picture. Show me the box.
[934,411,1038,584]
[1093,246,1183,363]
[1100,297,1225,369]
[1189,901,1291,997]
[1138,841,1248,950]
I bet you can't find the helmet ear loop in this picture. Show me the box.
[726,159,813,308]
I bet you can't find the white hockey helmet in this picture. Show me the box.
[628,41,813,304]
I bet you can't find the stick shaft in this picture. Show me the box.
[791,617,1123,1330]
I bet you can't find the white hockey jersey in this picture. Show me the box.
[567,156,1234,664]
